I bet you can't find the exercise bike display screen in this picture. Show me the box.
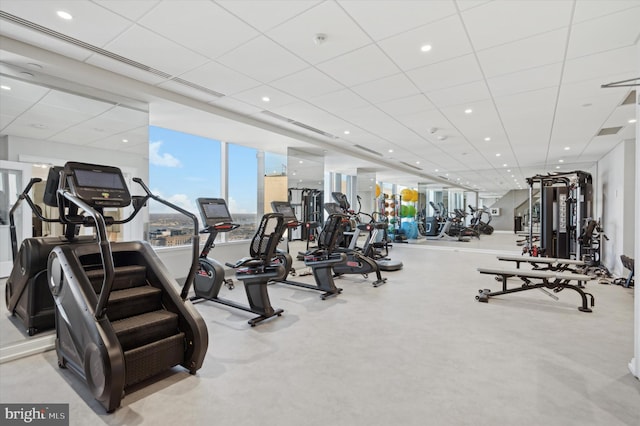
[74,169,126,190]
[198,198,233,225]
[271,202,297,222]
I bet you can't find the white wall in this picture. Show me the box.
[596,139,635,276]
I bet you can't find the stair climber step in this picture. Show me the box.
[85,265,148,293]
[124,332,185,387]
[106,286,163,321]
[112,310,179,352]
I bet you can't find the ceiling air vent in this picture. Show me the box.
[261,110,294,123]
[621,90,636,105]
[400,161,422,171]
[170,78,225,98]
[353,145,382,157]
[290,121,336,138]
[596,126,623,136]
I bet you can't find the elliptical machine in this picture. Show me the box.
[325,195,387,287]
[192,198,284,326]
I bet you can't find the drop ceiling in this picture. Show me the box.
[0,0,638,196]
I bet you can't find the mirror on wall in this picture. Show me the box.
[0,72,149,360]
[356,168,377,218]
[287,147,324,227]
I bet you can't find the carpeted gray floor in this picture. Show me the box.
[1,233,637,425]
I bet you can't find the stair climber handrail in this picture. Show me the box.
[57,190,115,320]
[132,178,200,300]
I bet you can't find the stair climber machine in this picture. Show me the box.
[270,201,343,299]
[324,197,387,287]
[192,198,285,326]
[5,166,93,336]
[46,161,208,413]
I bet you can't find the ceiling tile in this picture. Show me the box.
[488,63,562,98]
[562,46,637,84]
[377,94,436,117]
[138,1,259,59]
[316,44,399,87]
[217,35,308,83]
[457,0,492,11]
[427,80,491,109]
[377,15,473,71]
[461,0,573,50]
[93,0,160,21]
[567,7,640,59]
[216,0,322,32]
[271,67,344,99]
[175,61,261,96]
[102,24,209,76]
[310,89,370,113]
[407,54,483,92]
[572,0,640,23]
[267,1,371,64]
[231,85,299,109]
[477,28,568,78]
[338,0,456,41]
[0,0,134,47]
[351,73,420,104]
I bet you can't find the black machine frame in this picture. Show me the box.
[526,171,593,260]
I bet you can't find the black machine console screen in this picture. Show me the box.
[65,162,131,208]
[271,201,297,223]
[198,198,233,226]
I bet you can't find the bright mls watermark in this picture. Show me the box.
[1,404,68,425]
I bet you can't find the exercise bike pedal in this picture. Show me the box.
[476,294,489,303]
[224,279,234,290]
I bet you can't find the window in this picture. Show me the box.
[147,126,220,246]
[227,143,257,241]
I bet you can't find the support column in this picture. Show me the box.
[631,41,639,379]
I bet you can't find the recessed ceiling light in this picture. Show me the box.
[502,163,507,167]
[415,161,420,165]
[388,149,394,153]
[435,169,439,172]
[299,160,303,164]
[464,108,473,114]
[511,175,514,178]
[122,139,128,143]
[484,137,491,141]
[556,166,560,169]
[564,146,570,151]
[445,173,449,176]
[57,11,73,20]
[261,96,270,102]
[495,153,501,157]
[507,169,511,172]
[559,159,564,163]
[629,118,637,123]
[0,85,11,90]
[344,130,350,135]
[420,44,432,52]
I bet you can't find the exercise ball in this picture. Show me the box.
[400,188,413,201]
[407,205,416,217]
[400,205,408,217]
[411,189,419,202]
[375,184,381,198]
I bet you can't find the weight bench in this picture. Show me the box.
[497,255,587,274]
[476,267,595,312]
